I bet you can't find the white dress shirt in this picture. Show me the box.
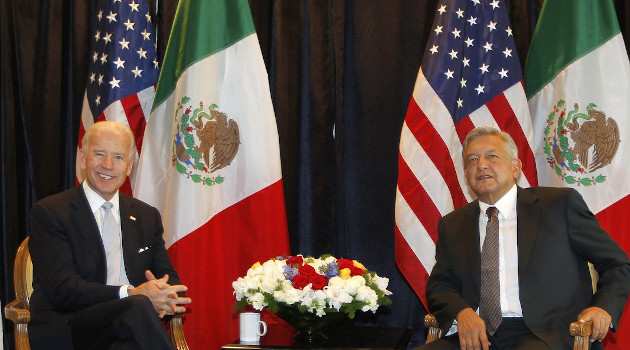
[478,184,523,318]
[446,184,522,335]
[82,182,132,297]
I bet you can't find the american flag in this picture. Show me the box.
[76,0,159,195]
[394,0,537,308]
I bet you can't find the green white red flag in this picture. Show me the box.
[134,0,290,348]
[525,1,630,348]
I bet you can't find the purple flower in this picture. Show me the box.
[322,262,339,279]
[283,265,299,281]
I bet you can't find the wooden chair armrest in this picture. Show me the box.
[5,299,31,350]
[424,313,443,343]
[169,312,189,350]
[570,320,592,350]
[4,299,31,324]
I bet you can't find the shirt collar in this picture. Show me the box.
[478,184,517,220]
[82,181,120,214]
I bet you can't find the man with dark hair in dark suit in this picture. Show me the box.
[417,126,630,350]
[29,121,191,349]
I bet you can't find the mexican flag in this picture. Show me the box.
[525,0,630,348]
[133,0,290,348]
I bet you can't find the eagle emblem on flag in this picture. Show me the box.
[172,96,240,186]
[543,99,620,186]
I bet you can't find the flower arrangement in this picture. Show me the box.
[232,254,392,320]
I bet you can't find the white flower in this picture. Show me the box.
[309,259,328,274]
[324,285,352,310]
[372,275,392,294]
[247,292,267,310]
[356,285,379,312]
[328,276,345,287]
[274,280,302,305]
[262,259,286,280]
[232,278,248,300]
[260,277,279,294]
[315,307,326,317]
[344,275,366,295]
[313,289,328,303]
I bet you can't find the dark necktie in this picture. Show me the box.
[101,201,122,285]
[480,206,502,335]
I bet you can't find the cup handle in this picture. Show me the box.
[258,320,268,336]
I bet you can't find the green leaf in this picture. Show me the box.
[559,152,573,162]
[543,142,551,155]
[554,165,562,176]
[595,175,606,183]
[215,176,224,184]
[184,149,199,159]
[184,134,195,148]
[191,174,202,183]
[558,135,569,150]
[580,178,593,186]
[204,178,214,186]
[565,176,576,184]
[181,96,191,105]
[176,162,187,174]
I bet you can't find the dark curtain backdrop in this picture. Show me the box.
[2,0,630,348]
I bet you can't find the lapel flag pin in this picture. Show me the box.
[130,216,136,221]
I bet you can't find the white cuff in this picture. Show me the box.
[119,285,134,298]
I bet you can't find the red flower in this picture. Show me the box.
[337,259,364,276]
[298,264,316,276]
[186,127,193,132]
[337,259,354,270]
[292,274,309,289]
[337,258,365,276]
[286,256,304,267]
[310,274,328,290]
[350,266,365,276]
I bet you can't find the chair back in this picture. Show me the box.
[14,237,33,304]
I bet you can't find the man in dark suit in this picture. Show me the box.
[417,126,630,350]
[29,121,191,349]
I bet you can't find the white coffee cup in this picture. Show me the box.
[239,312,268,343]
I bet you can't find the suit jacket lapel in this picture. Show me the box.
[459,202,483,293]
[119,194,139,275]
[71,186,108,282]
[516,187,542,275]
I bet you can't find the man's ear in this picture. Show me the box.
[126,159,133,177]
[512,158,523,179]
[79,147,87,170]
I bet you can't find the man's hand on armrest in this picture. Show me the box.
[128,270,192,318]
[578,307,611,343]
[456,307,491,350]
